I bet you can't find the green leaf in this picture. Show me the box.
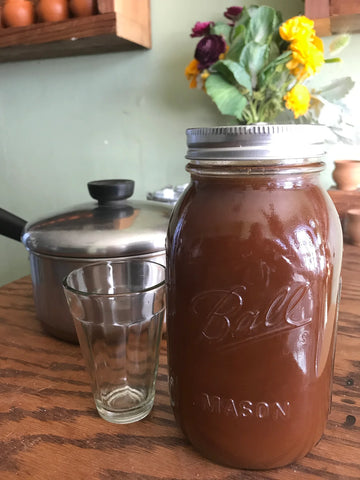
[260,50,291,75]
[329,34,350,56]
[258,50,291,82]
[256,48,291,89]
[213,59,252,93]
[205,74,247,120]
[248,6,278,44]
[312,77,355,103]
[324,58,341,63]
[247,6,259,17]
[210,23,232,44]
[227,25,246,62]
[240,42,269,87]
[259,68,288,91]
[272,10,288,50]
[232,23,246,41]
[233,6,254,27]
[268,40,280,63]
[274,9,284,26]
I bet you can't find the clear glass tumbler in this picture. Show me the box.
[63,260,166,424]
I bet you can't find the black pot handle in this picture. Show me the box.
[0,208,27,242]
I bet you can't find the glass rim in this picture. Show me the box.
[62,259,166,298]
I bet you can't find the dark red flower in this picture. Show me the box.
[190,21,214,38]
[194,34,227,70]
[224,6,243,22]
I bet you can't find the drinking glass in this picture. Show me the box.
[63,260,165,424]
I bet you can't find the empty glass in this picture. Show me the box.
[63,260,165,424]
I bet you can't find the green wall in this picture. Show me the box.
[0,0,358,285]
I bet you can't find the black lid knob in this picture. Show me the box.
[88,180,135,204]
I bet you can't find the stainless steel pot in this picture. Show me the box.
[147,183,188,205]
[0,180,172,343]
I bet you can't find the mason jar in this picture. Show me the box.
[166,124,343,469]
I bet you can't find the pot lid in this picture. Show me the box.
[147,183,188,205]
[22,180,172,258]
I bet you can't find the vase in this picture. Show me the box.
[344,208,360,246]
[332,160,360,191]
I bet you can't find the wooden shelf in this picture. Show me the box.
[0,0,151,62]
[305,0,360,36]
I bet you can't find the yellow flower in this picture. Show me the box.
[288,41,324,80]
[279,15,315,42]
[284,84,311,118]
[185,59,200,88]
[201,70,210,81]
[280,15,324,81]
[312,35,324,52]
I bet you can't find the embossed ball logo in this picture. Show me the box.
[191,282,313,347]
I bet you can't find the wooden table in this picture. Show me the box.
[0,245,359,480]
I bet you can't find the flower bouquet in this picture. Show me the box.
[185,5,346,125]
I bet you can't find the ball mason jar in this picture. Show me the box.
[166,125,343,470]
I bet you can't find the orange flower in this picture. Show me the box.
[185,58,200,88]
[313,35,324,52]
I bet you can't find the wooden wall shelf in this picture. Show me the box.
[305,0,360,37]
[0,0,151,62]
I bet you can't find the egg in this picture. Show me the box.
[36,0,69,22]
[2,0,35,27]
[69,0,97,17]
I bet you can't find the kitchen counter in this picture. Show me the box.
[0,244,359,480]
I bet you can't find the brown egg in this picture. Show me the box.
[36,0,69,22]
[69,0,97,17]
[2,0,35,27]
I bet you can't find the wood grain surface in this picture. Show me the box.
[305,0,360,36]
[0,244,359,480]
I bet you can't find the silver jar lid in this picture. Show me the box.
[186,124,329,164]
[21,180,172,258]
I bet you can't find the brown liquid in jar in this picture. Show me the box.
[166,170,342,469]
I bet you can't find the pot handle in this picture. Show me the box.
[0,208,27,242]
[88,179,134,204]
